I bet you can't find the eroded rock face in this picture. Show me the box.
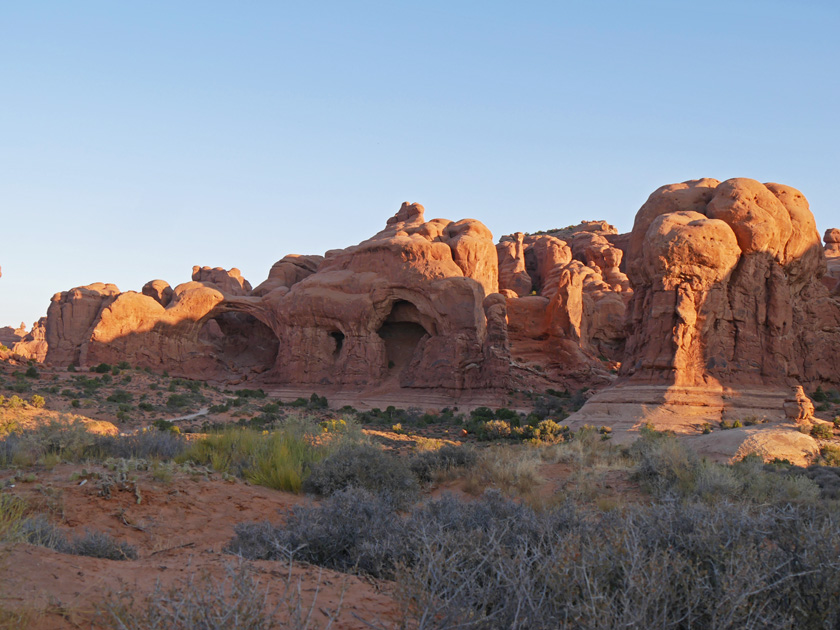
[142,280,174,307]
[45,283,122,366]
[220,203,507,390]
[30,188,839,403]
[499,221,631,385]
[824,229,840,295]
[192,266,252,296]
[41,203,507,391]
[622,178,840,388]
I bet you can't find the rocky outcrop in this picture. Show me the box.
[142,280,174,307]
[498,221,631,386]
[45,283,121,366]
[39,203,508,392]
[219,203,507,391]
[27,187,840,416]
[784,386,815,424]
[251,255,323,297]
[622,178,840,388]
[824,229,840,294]
[192,266,252,296]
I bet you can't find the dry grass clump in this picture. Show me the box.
[462,445,544,497]
[179,417,359,493]
[102,562,335,630]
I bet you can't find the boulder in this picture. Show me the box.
[191,266,252,296]
[783,386,815,424]
[142,280,174,307]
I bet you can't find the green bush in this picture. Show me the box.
[106,390,133,404]
[24,366,39,379]
[478,420,512,440]
[811,423,833,440]
[30,395,46,409]
[92,363,112,374]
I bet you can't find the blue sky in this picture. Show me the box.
[2,1,838,326]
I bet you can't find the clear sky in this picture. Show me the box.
[1,1,838,327]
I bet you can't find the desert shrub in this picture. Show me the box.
[4,395,24,408]
[308,393,328,409]
[92,363,112,374]
[91,431,188,461]
[236,388,267,399]
[530,393,571,419]
[477,419,512,440]
[528,418,570,443]
[630,428,700,496]
[0,422,189,466]
[116,361,131,370]
[19,514,67,549]
[106,390,133,404]
[166,393,191,409]
[209,402,231,413]
[24,366,39,379]
[89,431,189,460]
[820,444,840,466]
[229,490,840,629]
[20,515,136,559]
[494,407,519,422]
[261,402,280,414]
[102,562,327,630]
[302,443,418,508]
[137,402,154,412]
[67,529,138,560]
[811,423,833,439]
[469,406,494,421]
[228,488,404,576]
[30,394,45,408]
[791,465,840,500]
[812,385,828,402]
[410,445,478,483]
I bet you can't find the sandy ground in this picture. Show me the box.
[0,465,401,629]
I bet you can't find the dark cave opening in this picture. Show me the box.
[329,330,345,358]
[377,300,430,372]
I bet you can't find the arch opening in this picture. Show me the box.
[199,312,279,375]
[377,300,430,373]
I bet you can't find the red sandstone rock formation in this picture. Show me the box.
[26,188,839,409]
[622,178,840,388]
[498,221,631,386]
[824,229,840,295]
[220,203,507,391]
